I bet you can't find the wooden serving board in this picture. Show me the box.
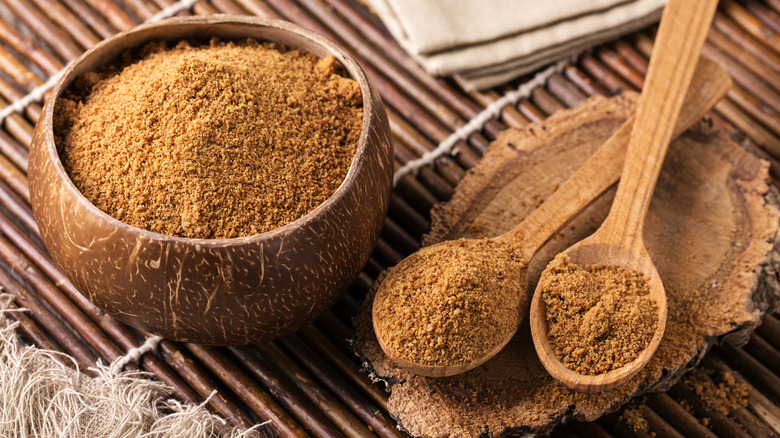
[354,92,780,437]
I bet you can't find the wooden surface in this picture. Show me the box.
[1,0,780,437]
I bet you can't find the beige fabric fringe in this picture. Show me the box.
[0,294,263,438]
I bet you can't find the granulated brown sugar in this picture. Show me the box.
[539,254,658,375]
[373,239,527,366]
[683,368,749,416]
[54,38,362,239]
[618,400,652,435]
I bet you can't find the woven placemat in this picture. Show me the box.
[1,0,780,437]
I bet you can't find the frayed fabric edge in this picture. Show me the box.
[0,293,266,438]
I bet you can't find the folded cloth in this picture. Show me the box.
[365,0,667,90]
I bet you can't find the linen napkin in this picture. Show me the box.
[365,0,667,90]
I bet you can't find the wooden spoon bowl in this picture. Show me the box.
[529,0,719,391]
[372,238,528,378]
[529,243,668,392]
[28,15,393,345]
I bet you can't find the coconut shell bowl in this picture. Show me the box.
[28,15,393,345]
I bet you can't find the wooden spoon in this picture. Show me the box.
[529,0,719,392]
[372,56,730,378]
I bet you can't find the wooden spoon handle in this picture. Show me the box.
[596,0,719,251]
[504,58,730,257]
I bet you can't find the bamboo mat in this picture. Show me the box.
[1,0,780,437]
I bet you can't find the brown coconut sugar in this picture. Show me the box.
[373,239,527,367]
[540,254,658,375]
[54,38,362,239]
[618,400,653,435]
[682,368,750,416]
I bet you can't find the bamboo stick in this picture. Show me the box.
[515,97,548,123]
[313,310,360,358]
[416,167,455,201]
[720,0,780,53]
[702,354,780,434]
[429,158,464,187]
[640,405,687,438]
[0,233,125,361]
[565,65,609,97]
[726,85,780,140]
[276,333,405,438]
[0,125,32,171]
[708,27,780,91]
[730,406,775,438]
[547,73,589,107]
[227,346,344,437]
[0,263,99,371]
[531,87,566,115]
[645,393,718,438]
[713,98,780,159]
[395,174,439,215]
[713,11,780,72]
[361,256,385,279]
[468,89,531,128]
[768,0,780,15]
[0,20,64,75]
[0,291,61,355]
[371,238,404,268]
[123,0,162,19]
[0,45,44,91]
[716,344,780,402]
[745,332,780,375]
[256,341,374,438]
[380,216,421,257]
[230,0,279,18]
[297,324,390,410]
[344,273,375,305]
[686,367,773,438]
[600,412,655,438]
[185,343,308,438]
[612,40,649,75]
[388,193,430,239]
[156,340,256,428]
[59,0,118,39]
[569,420,615,438]
[596,46,644,90]
[702,44,780,112]
[756,313,780,350]
[744,0,780,34]
[32,0,102,50]
[667,382,750,438]
[385,107,475,187]
[0,112,33,158]
[0,151,31,203]
[85,0,138,31]
[579,54,632,95]
[334,290,364,324]
[0,77,41,124]
[3,0,84,62]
